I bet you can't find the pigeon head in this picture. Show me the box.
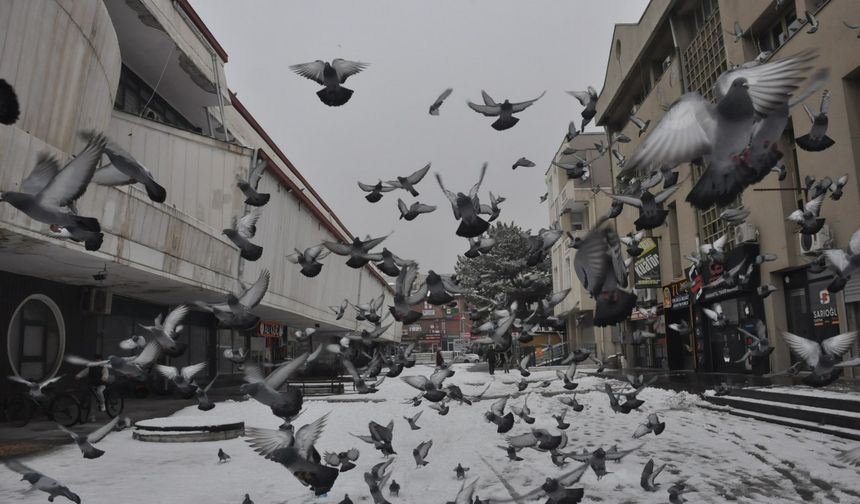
[20,473,39,484]
[541,478,560,493]
[0,192,27,205]
[731,77,750,89]
[222,229,238,239]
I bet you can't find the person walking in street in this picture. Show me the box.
[435,350,444,367]
[487,347,496,375]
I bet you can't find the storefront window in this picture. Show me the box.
[7,295,65,381]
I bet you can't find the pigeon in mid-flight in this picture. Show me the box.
[787,194,826,244]
[375,248,413,277]
[1,134,106,251]
[324,234,389,268]
[5,460,81,503]
[567,86,598,130]
[0,79,20,124]
[245,413,339,496]
[240,351,316,424]
[512,157,536,170]
[387,163,431,196]
[397,198,436,221]
[358,180,396,203]
[429,88,453,115]
[324,448,360,472]
[7,374,64,403]
[804,10,819,33]
[620,230,646,257]
[568,445,641,480]
[82,130,167,203]
[65,341,161,382]
[629,114,651,136]
[390,263,425,324]
[822,229,860,292]
[783,330,860,387]
[727,20,744,42]
[640,458,667,491]
[139,305,190,355]
[236,157,271,206]
[404,410,423,430]
[796,90,835,151]
[286,245,331,277]
[489,460,588,504]
[401,368,452,402]
[633,413,666,438]
[484,397,515,433]
[467,90,545,130]
[289,59,369,106]
[155,361,207,397]
[719,208,750,224]
[436,163,491,238]
[224,207,263,261]
[57,415,120,459]
[413,439,433,467]
[599,184,681,230]
[195,270,269,330]
[352,420,396,456]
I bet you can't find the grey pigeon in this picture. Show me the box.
[719,207,750,224]
[218,448,230,463]
[351,419,396,456]
[464,235,496,258]
[195,270,269,330]
[325,234,389,268]
[512,157,536,170]
[702,303,730,327]
[506,429,568,453]
[236,157,272,206]
[787,194,826,240]
[804,10,819,33]
[290,59,368,106]
[389,479,400,496]
[613,132,631,143]
[478,192,505,222]
[559,394,585,412]
[1,134,106,250]
[510,394,535,424]
[364,465,393,504]
[484,397,515,433]
[620,230,646,257]
[387,163,431,196]
[565,121,580,143]
[553,409,570,429]
[454,463,470,480]
[224,207,263,261]
[82,130,167,203]
[567,86,597,130]
[600,184,681,230]
[556,360,578,390]
[757,284,778,298]
[629,114,651,136]
[430,88,453,115]
[65,341,161,381]
[324,448,360,472]
[553,152,594,181]
[195,374,218,411]
[240,351,315,424]
[539,192,548,203]
[390,264,425,324]
[404,410,423,430]
[726,20,744,42]
[797,89,834,151]
[611,147,626,167]
[823,229,860,292]
[329,299,349,320]
[490,461,588,503]
[429,397,450,415]
[633,413,665,438]
[286,245,330,277]
[0,78,20,124]
[57,415,120,459]
[414,270,468,306]
[504,445,523,461]
[375,247,413,276]
[413,439,433,467]
[7,374,63,403]
[401,368,452,402]
[624,52,816,209]
[829,174,849,200]
[436,163,490,237]
[735,319,774,365]
[783,331,860,387]
[668,483,690,503]
[342,358,386,394]
[445,477,478,504]
[468,90,545,130]
[245,413,339,496]
[568,445,641,479]
[5,459,80,503]
[155,361,206,397]
[397,198,436,221]
[242,494,254,504]
[358,180,395,202]
[640,458,666,491]
[701,234,728,264]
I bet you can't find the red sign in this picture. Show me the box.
[258,320,284,339]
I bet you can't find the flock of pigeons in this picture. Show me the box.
[3,13,860,502]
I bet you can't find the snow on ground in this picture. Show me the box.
[1,364,859,503]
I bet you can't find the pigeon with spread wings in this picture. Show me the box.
[289,59,368,106]
[467,90,545,130]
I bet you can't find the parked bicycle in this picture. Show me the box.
[0,388,81,427]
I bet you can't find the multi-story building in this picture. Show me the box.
[550,0,860,377]
[400,294,473,353]
[0,0,398,391]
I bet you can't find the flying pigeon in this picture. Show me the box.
[358,180,396,202]
[236,158,270,207]
[401,368,452,402]
[567,86,598,130]
[428,397,450,415]
[727,20,744,42]
[599,184,681,230]
[397,198,436,221]
[719,208,750,224]
[351,419,396,456]
[7,374,64,403]
[620,230,646,257]
[224,207,263,261]
[289,59,368,106]
[436,163,490,238]
[668,483,691,503]
[553,409,571,429]
[567,445,641,479]
[155,361,206,396]
[82,130,167,203]
[640,458,667,491]
[0,79,20,124]
[735,319,774,365]
[218,448,231,463]
[464,235,496,258]
[783,331,860,387]
[65,342,161,382]
[390,263,425,324]
[324,448,360,472]
[613,132,631,143]
[387,163,431,196]
[797,89,834,151]
[119,334,147,352]
[324,234,389,268]
[632,413,666,438]
[539,192,548,203]
[56,415,120,459]
[137,305,189,355]
[363,460,393,504]
[1,135,106,250]
[702,303,730,328]
[787,194,826,242]
[491,460,588,503]
[429,88,453,115]
[374,248,413,277]
[701,234,728,264]
[804,10,819,33]
[556,360,578,390]
[245,413,339,496]
[468,90,545,130]
[329,299,349,320]
[413,439,433,467]
[822,230,860,292]
[484,396,515,433]
[404,410,423,430]
[478,192,505,222]
[828,174,849,200]
[512,157,536,170]
[286,245,330,277]
[243,494,254,504]
[4,460,80,503]
[240,351,316,424]
[343,358,386,394]
[195,270,269,330]
[195,374,218,411]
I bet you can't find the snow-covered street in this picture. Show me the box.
[1,364,858,504]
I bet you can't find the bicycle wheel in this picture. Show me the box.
[104,391,124,418]
[49,393,81,427]
[4,393,32,427]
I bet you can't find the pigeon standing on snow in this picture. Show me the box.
[389,479,400,496]
[5,460,80,504]
[242,494,254,504]
[57,416,120,459]
[413,439,433,467]
[640,458,666,491]
[512,157,536,170]
[0,79,20,124]
[224,207,263,261]
[467,90,545,130]
[429,88,453,115]
[567,86,598,130]
[387,163,431,196]
[286,245,330,277]
[289,59,368,106]
[796,90,834,151]
[358,180,396,203]
[218,448,231,463]
[1,134,106,251]
[397,198,436,221]
[81,130,167,203]
[454,463,470,480]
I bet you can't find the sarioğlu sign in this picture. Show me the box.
[634,237,660,288]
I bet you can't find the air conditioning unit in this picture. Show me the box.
[83,288,113,315]
[734,222,759,245]
[799,224,832,255]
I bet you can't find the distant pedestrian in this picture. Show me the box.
[436,350,444,367]
[487,347,496,375]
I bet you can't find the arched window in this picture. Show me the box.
[6,295,66,381]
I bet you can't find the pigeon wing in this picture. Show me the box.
[88,415,121,443]
[467,101,501,116]
[289,60,326,84]
[180,361,207,381]
[245,427,294,459]
[154,364,178,381]
[782,332,821,367]
[238,269,270,308]
[821,331,857,358]
[265,352,310,389]
[714,51,816,116]
[435,173,460,218]
[37,134,105,208]
[237,208,262,239]
[567,90,591,106]
[401,375,433,391]
[509,91,546,113]
[295,413,329,459]
[469,163,488,200]
[406,163,431,184]
[21,154,61,195]
[331,58,368,83]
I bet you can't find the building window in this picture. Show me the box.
[114,65,200,134]
[755,5,799,53]
[7,295,66,381]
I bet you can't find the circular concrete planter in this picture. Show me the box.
[133,416,244,443]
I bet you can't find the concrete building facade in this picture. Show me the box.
[549,0,860,377]
[0,0,398,392]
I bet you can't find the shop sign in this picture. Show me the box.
[634,237,660,288]
[662,280,690,310]
[258,320,284,339]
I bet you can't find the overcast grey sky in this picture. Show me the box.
[191,0,649,273]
